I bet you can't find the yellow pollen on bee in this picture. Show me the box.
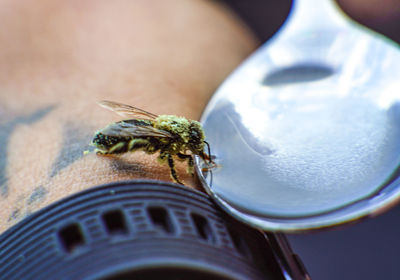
[109,142,125,153]
[128,139,135,150]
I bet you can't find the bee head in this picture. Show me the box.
[188,121,205,153]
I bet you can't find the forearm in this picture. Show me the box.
[0,0,258,233]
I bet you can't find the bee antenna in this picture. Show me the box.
[204,141,213,164]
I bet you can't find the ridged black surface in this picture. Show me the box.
[0,180,283,280]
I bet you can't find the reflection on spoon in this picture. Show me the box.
[196,0,400,231]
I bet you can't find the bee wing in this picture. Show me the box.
[101,121,173,138]
[98,100,158,120]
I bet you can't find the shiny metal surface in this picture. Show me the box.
[195,0,400,231]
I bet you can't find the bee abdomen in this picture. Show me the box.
[107,138,151,154]
[93,133,119,147]
[127,138,149,151]
[93,133,130,154]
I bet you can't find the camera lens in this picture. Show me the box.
[0,180,283,280]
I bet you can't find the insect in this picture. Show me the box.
[91,100,213,184]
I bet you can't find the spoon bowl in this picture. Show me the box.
[195,0,400,232]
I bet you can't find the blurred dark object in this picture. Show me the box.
[337,0,400,44]
[287,203,400,280]
[219,0,292,42]
[222,0,400,44]
[0,181,291,280]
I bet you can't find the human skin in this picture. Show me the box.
[0,0,258,233]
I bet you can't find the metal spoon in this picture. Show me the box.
[195,0,400,232]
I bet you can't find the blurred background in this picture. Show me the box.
[219,0,400,279]
[221,0,400,43]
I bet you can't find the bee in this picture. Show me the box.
[91,100,213,184]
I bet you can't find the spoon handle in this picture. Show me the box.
[284,0,349,34]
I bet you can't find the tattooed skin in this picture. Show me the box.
[7,185,48,222]
[50,122,93,177]
[0,105,96,228]
[0,106,55,197]
[27,185,48,205]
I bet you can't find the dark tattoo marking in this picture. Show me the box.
[7,208,32,223]
[8,209,21,222]
[0,106,55,197]
[7,185,47,223]
[27,185,48,205]
[50,122,92,177]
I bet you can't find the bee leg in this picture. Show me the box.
[167,154,183,185]
[200,151,217,169]
[95,149,114,156]
[158,151,168,164]
[177,153,194,176]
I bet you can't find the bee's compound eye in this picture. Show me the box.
[190,130,199,139]
[189,129,201,145]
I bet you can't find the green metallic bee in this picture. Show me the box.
[91,100,213,184]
